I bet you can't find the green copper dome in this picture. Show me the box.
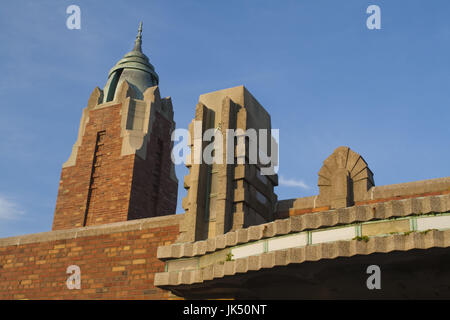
[103,22,159,102]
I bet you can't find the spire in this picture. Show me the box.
[133,21,143,52]
[103,21,159,102]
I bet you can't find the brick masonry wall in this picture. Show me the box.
[53,103,134,230]
[275,189,450,219]
[0,215,182,300]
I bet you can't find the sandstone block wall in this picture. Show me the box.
[179,86,278,243]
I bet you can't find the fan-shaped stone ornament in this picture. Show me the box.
[317,146,374,209]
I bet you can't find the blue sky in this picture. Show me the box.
[0,0,449,238]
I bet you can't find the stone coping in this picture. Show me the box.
[0,214,184,247]
[161,211,450,274]
[157,193,450,260]
[154,228,450,287]
[369,177,450,200]
[275,176,450,217]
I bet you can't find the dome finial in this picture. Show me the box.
[103,20,159,103]
[133,21,143,52]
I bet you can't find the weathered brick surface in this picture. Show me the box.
[0,223,179,300]
[129,111,178,220]
[53,103,177,230]
[53,103,132,230]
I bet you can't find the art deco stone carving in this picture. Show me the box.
[317,146,374,209]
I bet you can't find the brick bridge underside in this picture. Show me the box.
[161,247,450,299]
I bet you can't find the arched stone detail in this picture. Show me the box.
[317,146,374,209]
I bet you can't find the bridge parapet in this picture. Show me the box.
[155,193,450,292]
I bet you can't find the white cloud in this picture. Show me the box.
[279,176,310,190]
[0,195,24,221]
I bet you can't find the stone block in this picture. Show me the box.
[362,219,410,237]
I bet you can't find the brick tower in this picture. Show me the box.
[52,23,178,230]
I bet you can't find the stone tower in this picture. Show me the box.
[52,23,178,230]
[178,86,278,242]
